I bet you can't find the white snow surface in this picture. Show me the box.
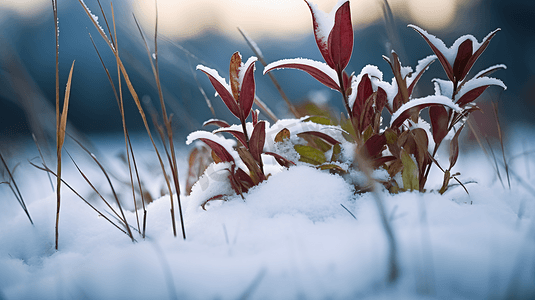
[1,129,535,300]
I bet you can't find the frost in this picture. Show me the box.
[80,0,113,50]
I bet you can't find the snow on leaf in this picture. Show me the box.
[390,95,461,128]
[197,65,240,118]
[238,56,258,120]
[305,0,349,68]
[455,76,506,105]
[186,130,237,161]
[203,119,230,128]
[264,58,340,90]
[328,0,353,72]
[474,64,507,79]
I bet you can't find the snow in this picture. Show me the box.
[196,64,233,98]
[456,76,507,102]
[305,0,349,47]
[1,128,535,299]
[408,25,500,67]
[238,56,258,90]
[79,0,111,47]
[263,57,340,89]
[390,95,462,127]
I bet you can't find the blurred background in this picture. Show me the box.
[0,0,533,147]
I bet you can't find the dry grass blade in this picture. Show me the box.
[0,151,33,224]
[30,161,131,237]
[32,133,54,191]
[55,56,74,251]
[486,137,505,189]
[132,4,185,239]
[69,134,135,242]
[52,0,60,251]
[492,101,511,189]
[238,27,298,118]
[77,0,184,238]
[66,150,125,224]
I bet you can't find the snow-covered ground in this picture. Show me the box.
[0,127,534,300]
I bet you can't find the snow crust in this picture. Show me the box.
[1,129,535,300]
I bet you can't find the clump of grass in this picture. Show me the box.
[76,0,186,239]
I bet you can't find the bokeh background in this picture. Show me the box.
[0,0,533,144]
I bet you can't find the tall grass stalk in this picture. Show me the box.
[77,0,185,239]
[132,0,185,239]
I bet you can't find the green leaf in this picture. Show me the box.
[401,149,419,191]
[317,163,346,173]
[303,115,332,125]
[331,143,342,162]
[294,144,326,165]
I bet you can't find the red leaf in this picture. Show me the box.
[407,58,435,96]
[352,74,373,119]
[239,58,257,121]
[297,131,340,145]
[449,125,464,169]
[456,85,489,107]
[265,151,296,168]
[305,0,335,69]
[229,52,242,102]
[375,87,388,114]
[409,25,454,82]
[362,133,387,158]
[391,103,434,128]
[328,1,353,72]
[462,29,500,82]
[252,109,259,126]
[199,138,234,163]
[453,39,473,82]
[198,69,240,118]
[214,129,248,147]
[249,121,266,163]
[203,119,230,128]
[429,105,449,146]
[264,61,339,91]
